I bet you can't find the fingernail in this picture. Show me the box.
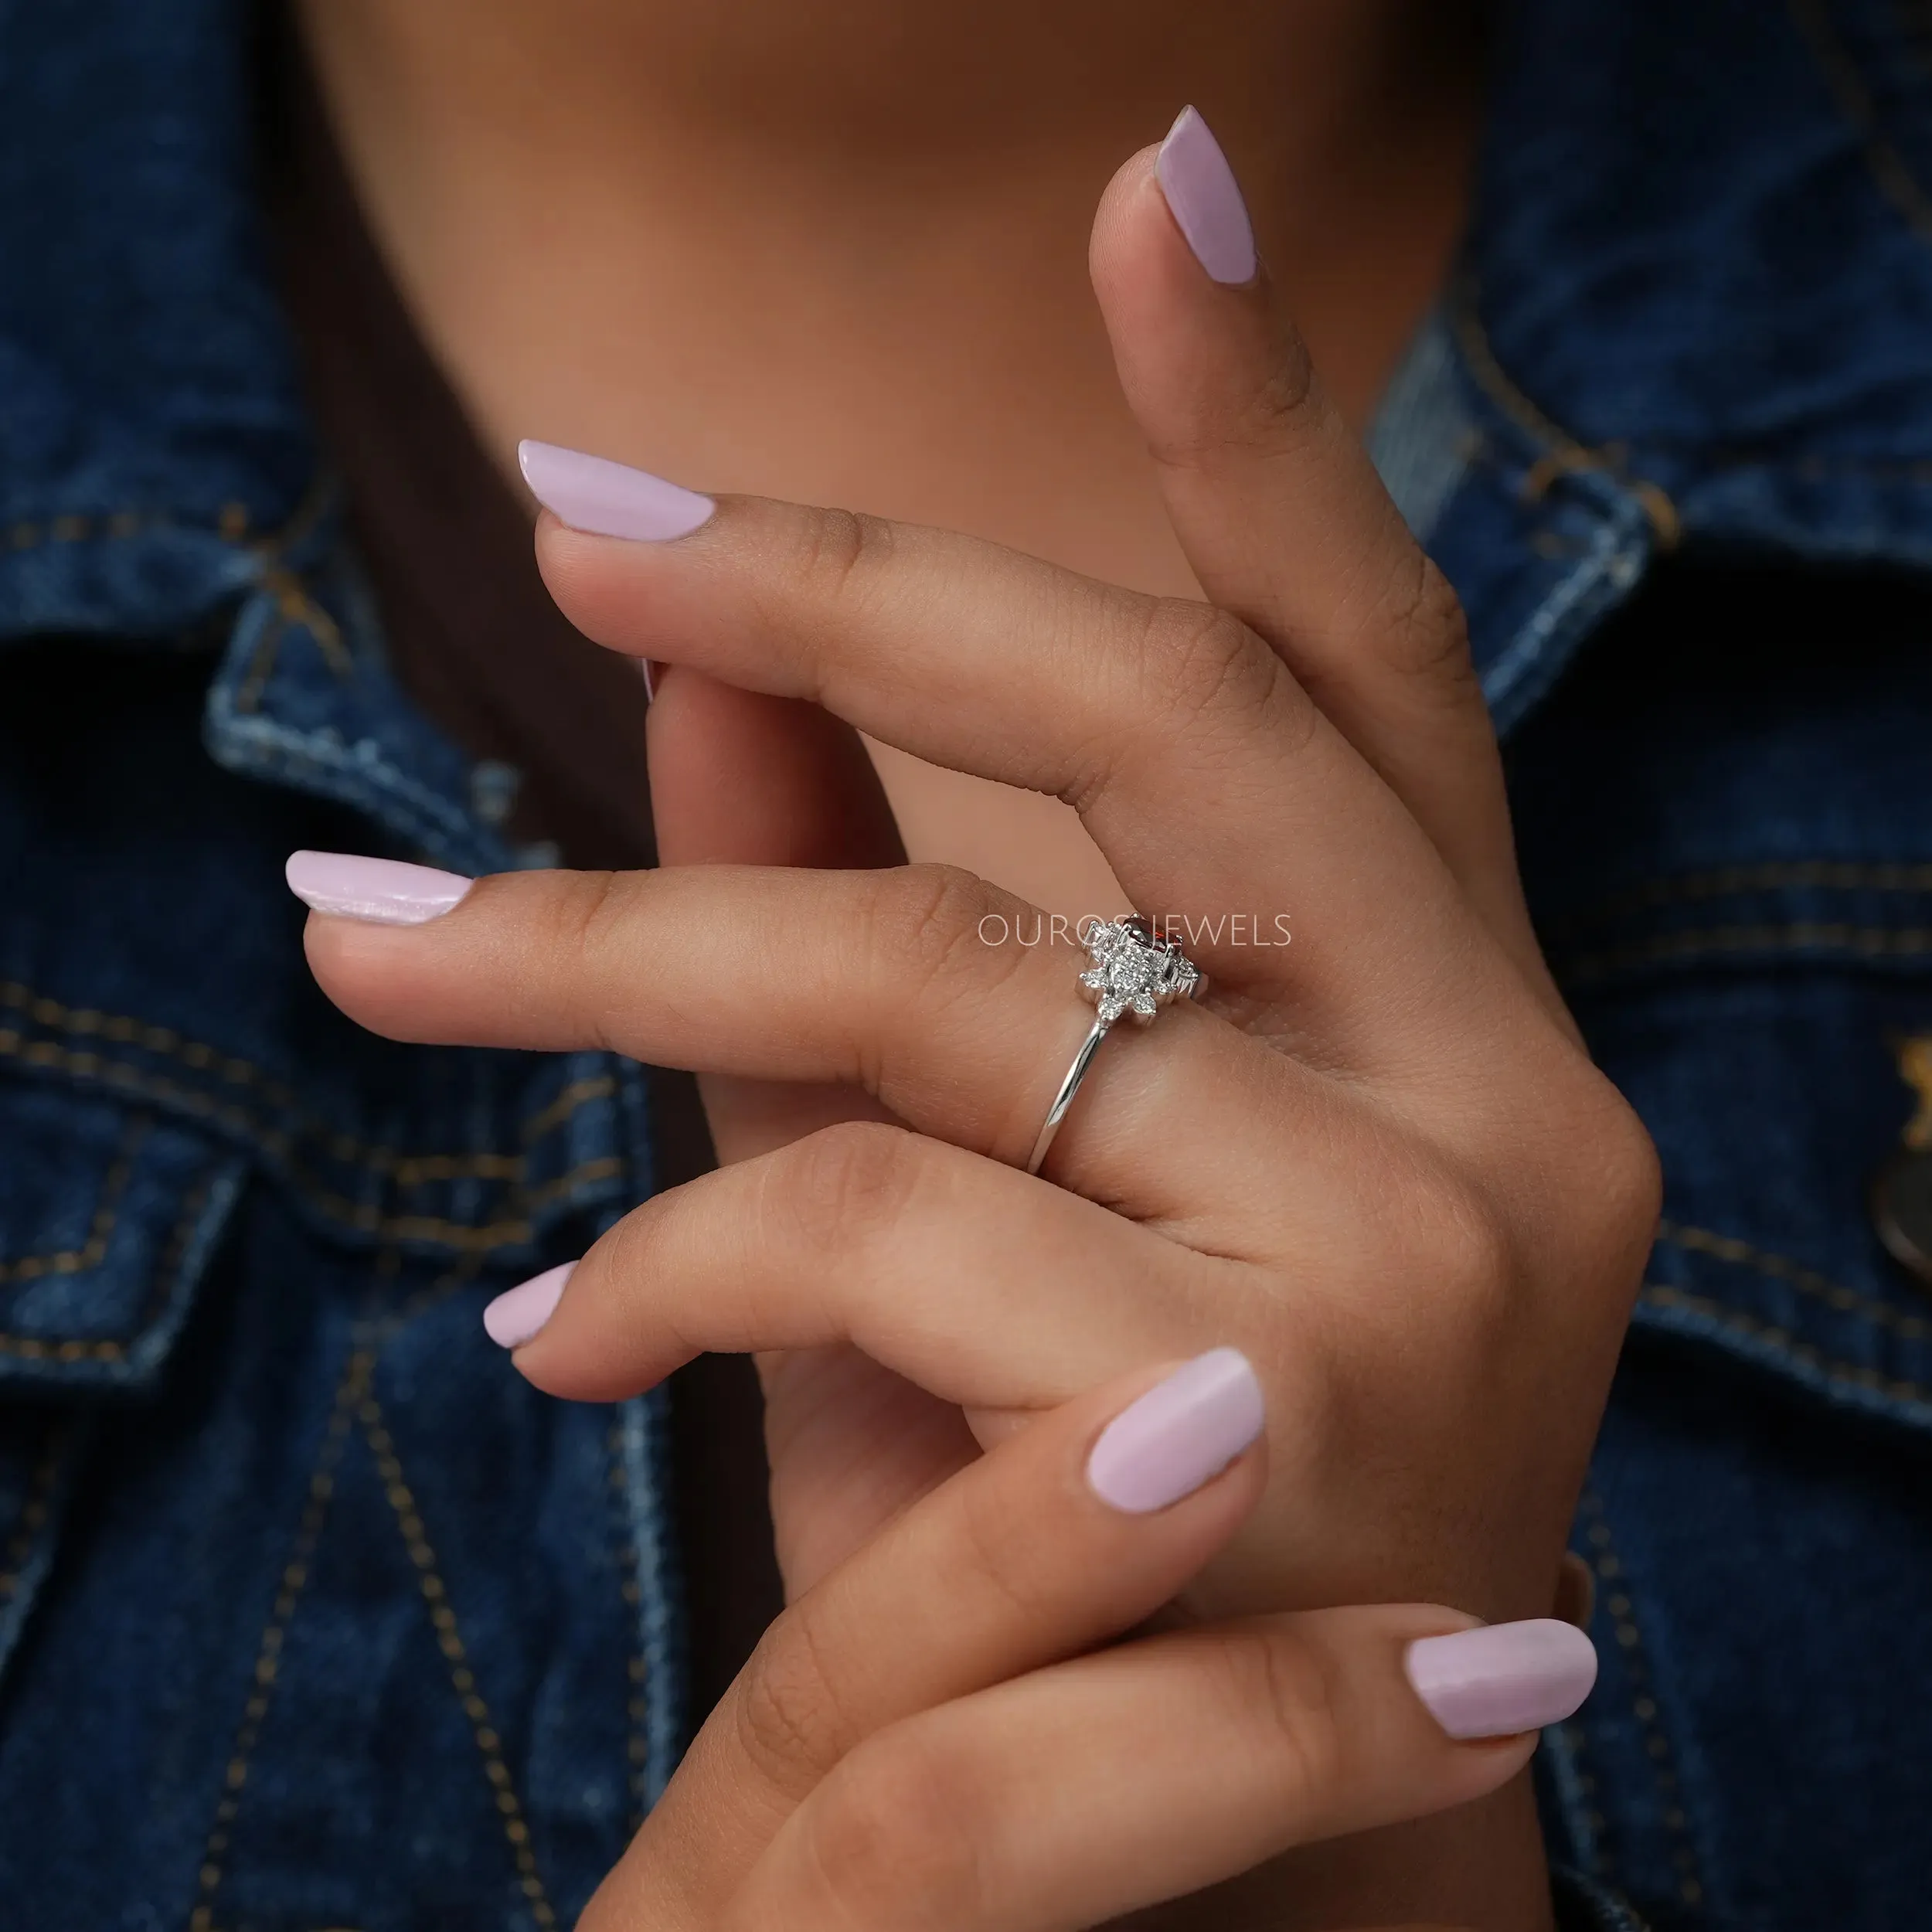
[519,439,716,541]
[1404,1619,1600,1740]
[1155,107,1258,286]
[641,659,660,703]
[1087,1346,1265,1513]
[285,851,473,925]
[483,1261,577,1349]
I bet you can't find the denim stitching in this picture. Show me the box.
[0,979,294,1105]
[0,1113,147,1284]
[188,1344,372,1932]
[1640,1281,1930,1403]
[232,569,356,717]
[1657,1218,1932,1340]
[607,1423,651,1832]
[0,1029,624,1254]
[257,563,354,682]
[1449,280,1683,549]
[4,470,336,563]
[360,1389,558,1931]
[1576,1490,1706,1910]
[1,978,537,1181]
[1791,0,1932,243]
[1545,1717,1615,1883]
[618,1386,686,1805]
[520,1077,620,1149]
[230,604,288,716]
[3,507,223,553]
[0,1157,216,1362]
[1559,922,1932,984]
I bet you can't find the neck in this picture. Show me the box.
[294,0,1481,556]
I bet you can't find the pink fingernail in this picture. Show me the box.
[1154,107,1258,286]
[1086,1347,1264,1513]
[1404,1619,1599,1740]
[285,851,473,925]
[519,439,716,541]
[483,1262,577,1349]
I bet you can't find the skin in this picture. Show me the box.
[294,3,1656,1923]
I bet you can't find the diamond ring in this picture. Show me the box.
[1026,916,1205,1175]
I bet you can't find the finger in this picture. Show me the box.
[298,859,1372,1198]
[579,1350,1270,1930]
[494,1124,1217,1409]
[526,471,1475,1012]
[648,668,903,875]
[724,1610,1594,1932]
[1088,121,1562,1024]
[646,665,909,1162]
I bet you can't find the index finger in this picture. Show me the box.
[522,466,1478,1015]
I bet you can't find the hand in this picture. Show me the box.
[577,1349,1594,1931]
[296,124,1658,1923]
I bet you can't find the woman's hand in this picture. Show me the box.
[294,115,1658,1923]
[580,1347,1594,1931]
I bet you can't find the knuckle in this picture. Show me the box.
[732,1608,855,1798]
[774,1119,929,1254]
[1233,335,1321,445]
[1367,550,1478,699]
[800,1732,987,1929]
[1567,1083,1665,1275]
[543,871,643,1047]
[1362,1153,1519,1333]
[947,1468,1060,1625]
[1145,331,1319,471]
[1139,600,1287,736]
[866,862,1017,1012]
[778,502,898,615]
[1214,1624,1349,1818]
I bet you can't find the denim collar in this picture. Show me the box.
[5,0,1931,760]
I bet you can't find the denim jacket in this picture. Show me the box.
[2,2,1930,1927]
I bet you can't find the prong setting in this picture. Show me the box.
[1077,917,1202,1026]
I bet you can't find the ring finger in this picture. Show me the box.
[293,855,1352,1213]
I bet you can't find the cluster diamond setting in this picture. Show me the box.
[1077,916,1202,1026]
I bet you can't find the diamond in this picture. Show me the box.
[1077,917,1202,1025]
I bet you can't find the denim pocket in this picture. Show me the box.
[0,1080,246,1396]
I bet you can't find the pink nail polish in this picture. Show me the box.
[285,851,473,926]
[1404,1619,1599,1740]
[1086,1347,1264,1513]
[483,1262,576,1349]
[519,440,716,542]
[1155,107,1258,286]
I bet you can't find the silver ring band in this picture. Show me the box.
[1026,917,1203,1177]
[1026,1012,1115,1175]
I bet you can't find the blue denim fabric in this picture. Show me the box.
[2,0,1930,1926]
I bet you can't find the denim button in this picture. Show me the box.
[1874,1148,1932,1293]
[1875,1039,1932,1294]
